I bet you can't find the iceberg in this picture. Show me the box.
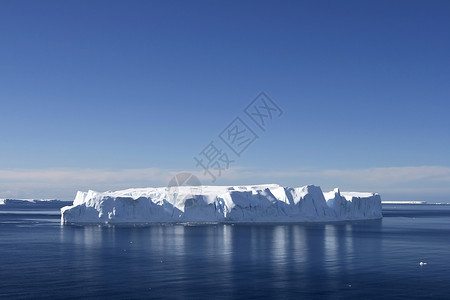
[61,184,382,224]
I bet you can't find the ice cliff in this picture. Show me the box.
[61,184,382,224]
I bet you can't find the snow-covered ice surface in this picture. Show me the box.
[61,184,382,224]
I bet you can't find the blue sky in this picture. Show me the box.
[1,0,449,201]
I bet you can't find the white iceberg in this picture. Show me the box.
[60,184,382,224]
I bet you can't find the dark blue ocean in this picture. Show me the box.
[1,205,450,299]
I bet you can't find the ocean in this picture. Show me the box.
[1,205,450,299]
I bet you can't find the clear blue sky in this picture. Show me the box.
[1,0,449,201]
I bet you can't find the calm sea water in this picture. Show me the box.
[1,205,450,299]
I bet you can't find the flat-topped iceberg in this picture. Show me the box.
[61,184,382,224]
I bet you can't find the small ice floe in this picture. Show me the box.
[419,261,428,266]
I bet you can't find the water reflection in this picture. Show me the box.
[58,221,382,298]
[5,208,450,298]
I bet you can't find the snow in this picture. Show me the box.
[61,184,382,224]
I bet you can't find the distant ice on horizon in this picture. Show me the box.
[0,198,71,208]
